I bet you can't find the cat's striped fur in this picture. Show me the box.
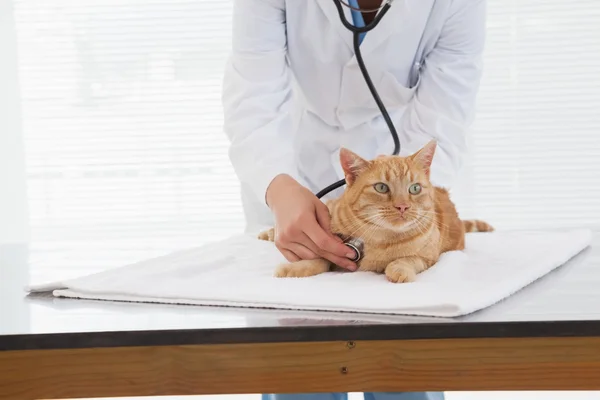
[259,140,493,283]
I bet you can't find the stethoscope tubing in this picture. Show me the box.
[316,0,401,199]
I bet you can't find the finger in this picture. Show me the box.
[281,250,300,262]
[286,242,319,261]
[303,234,357,271]
[314,203,344,245]
[277,245,301,262]
[311,206,358,269]
[314,202,332,233]
[306,217,355,259]
[276,226,318,261]
[297,232,357,271]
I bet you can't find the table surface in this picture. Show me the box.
[2,230,600,351]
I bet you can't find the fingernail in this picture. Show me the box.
[347,264,357,271]
[346,252,356,258]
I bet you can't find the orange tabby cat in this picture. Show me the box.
[258,140,493,283]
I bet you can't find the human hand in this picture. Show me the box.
[266,174,357,271]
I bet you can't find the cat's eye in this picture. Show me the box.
[409,183,422,195]
[374,183,389,194]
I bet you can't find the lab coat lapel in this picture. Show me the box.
[315,0,354,50]
[357,0,435,59]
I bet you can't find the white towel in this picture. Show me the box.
[29,229,592,318]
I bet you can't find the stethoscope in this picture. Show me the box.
[315,0,401,199]
[318,0,400,262]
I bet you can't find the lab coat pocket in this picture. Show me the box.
[379,71,420,109]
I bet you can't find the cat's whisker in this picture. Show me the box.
[419,214,452,231]
[350,211,382,225]
[403,217,435,253]
[417,210,446,225]
[361,218,385,245]
[412,217,429,238]
[343,212,384,238]
[416,222,435,249]
[417,210,452,223]
[349,212,384,241]
[353,214,385,237]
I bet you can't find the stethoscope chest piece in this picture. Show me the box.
[345,240,363,262]
[336,234,364,262]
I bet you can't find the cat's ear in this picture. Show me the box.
[340,148,370,185]
[410,140,437,177]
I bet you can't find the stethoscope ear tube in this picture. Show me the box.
[331,0,393,33]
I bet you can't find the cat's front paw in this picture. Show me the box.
[274,264,311,278]
[274,259,329,278]
[258,228,275,241]
[385,264,416,283]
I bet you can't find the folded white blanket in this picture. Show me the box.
[29,229,592,317]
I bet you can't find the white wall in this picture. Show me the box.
[0,0,28,245]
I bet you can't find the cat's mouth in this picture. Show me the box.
[390,211,435,235]
[368,208,420,232]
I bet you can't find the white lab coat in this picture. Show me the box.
[222,0,486,232]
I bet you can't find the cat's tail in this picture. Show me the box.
[463,220,494,233]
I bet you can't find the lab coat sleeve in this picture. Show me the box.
[398,0,487,188]
[222,0,308,205]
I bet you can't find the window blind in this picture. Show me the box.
[9,0,600,280]
[455,0,600,230]
[12,0,241,278]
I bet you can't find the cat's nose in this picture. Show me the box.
[395,204,410,213]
